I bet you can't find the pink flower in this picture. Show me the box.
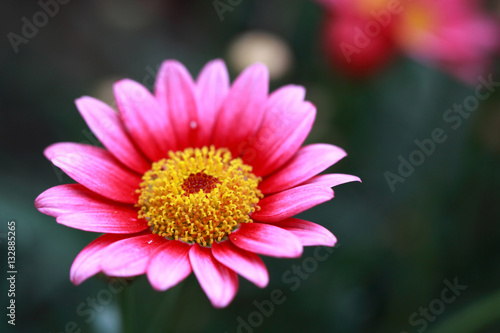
[35,59,360,308]
[318,0,499,83]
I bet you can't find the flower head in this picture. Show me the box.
[318,0,499,82]
[35,59,360,308]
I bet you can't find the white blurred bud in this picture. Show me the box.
[227,31,293,80]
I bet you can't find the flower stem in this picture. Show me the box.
[427,287,500,333]
[147,277,193,333]
[169,278,193,332]
[120,279,136,333]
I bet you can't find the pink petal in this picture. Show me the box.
[213,63,269,156]
[35,184,122,217]
[147,241,192,291]
[196,59,230,147]
[114,79,176,161]
[100,234,166,277]
[251,184,333,223]
[35,183,147,234]
[241,84,304,170]
[247,86,316,176]
[155,60,199,149]
[212,241,269,288]
[230,223,303,258]
[266,218,337,247]
[44,143,142,204]
[57,210,147,234]
[303,174,361,187]
[259,144,347,194]
[76,96,151,174]
[70,233,132,285]
[189,244,239,308]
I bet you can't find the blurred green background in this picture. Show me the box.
[1,0,500,332]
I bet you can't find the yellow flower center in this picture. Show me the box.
[137,146,263,247]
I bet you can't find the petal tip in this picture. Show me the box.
[245,62,270,80]
[207,58,226,68]
[74,95,92,105]
[256,273,270,289]
[157,59,190,78]
[43,143,58,160]
[34,192,45,210]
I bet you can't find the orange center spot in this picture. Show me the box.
[357,0,390,15]
[395,3,437,51]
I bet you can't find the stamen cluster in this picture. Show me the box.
[137,146,263,246]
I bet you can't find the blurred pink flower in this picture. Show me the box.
[35,59,360,308]
[318,0,499,82]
